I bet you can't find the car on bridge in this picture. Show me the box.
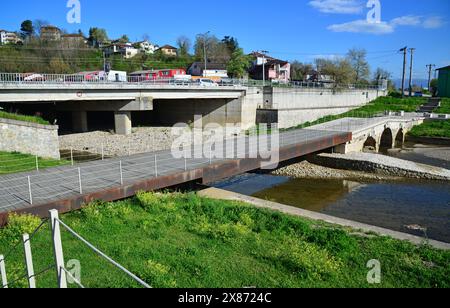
[195,78,219,87]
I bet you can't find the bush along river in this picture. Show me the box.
[211,170,450,244]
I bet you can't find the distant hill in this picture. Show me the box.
[392,78,429,89]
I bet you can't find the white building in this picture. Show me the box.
[0,30,21,45]
[135,40,158,54]
[104,43,139,59]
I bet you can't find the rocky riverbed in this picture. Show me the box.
[273,152,450,181]
[272,160,404,181]
[59,127,176,157]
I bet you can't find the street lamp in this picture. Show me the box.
[203,31,210,77]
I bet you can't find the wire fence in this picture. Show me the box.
[0,209,150,288]
[0,72,382,90]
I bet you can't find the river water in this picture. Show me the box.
[212,173,450,243]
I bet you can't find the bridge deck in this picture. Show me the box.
[0,128,351,222]
[305,115,423,134]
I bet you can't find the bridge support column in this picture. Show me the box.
[72,111,88,133]
[114,111,132,135]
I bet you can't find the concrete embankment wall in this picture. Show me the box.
[257,87,386,129]
[0,118,60,159]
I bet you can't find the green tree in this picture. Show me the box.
[291,61,313,81]
[347,48,370,84]
[227,48,251,78]
[176,36,191,57]
[88,27,108,46]
[20,20,34,39]
[315,58,355,85]
[430,78,439,96]
[118,35,129,43]
[222,36,239,54]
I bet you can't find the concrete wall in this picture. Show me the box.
[257,87,386,129]
[0,118,60,159]
[154,89,260,131]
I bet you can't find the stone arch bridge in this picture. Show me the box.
[305,115,424,154]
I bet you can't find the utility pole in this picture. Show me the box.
[399,47,407,98]
[408,48,416,97]
[203,31,210,77]
[259,50,269,86]
[426,64,436,91]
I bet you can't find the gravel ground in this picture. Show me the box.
[59,127,177,157]
[273,151,450,181]
[272,160,403,181]
[312,152,450,181]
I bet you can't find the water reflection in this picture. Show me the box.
[213,173,450,243]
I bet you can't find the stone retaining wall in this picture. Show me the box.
[0,118,60,159]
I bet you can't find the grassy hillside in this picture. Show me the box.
[1,192,448,288]
[409,120,450,138]
[0,151,69,174]
[0,110,50,125]
[285,96,426,131]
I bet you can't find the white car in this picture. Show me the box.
[195,78,219,87]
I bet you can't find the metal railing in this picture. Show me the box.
[0,209,150,288]
[0,72,382,90]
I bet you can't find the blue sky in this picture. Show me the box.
[1,0,449,80]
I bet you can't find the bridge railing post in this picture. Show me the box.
[0,254,7,288]
[23,234,36,288]
[49,210,67,289]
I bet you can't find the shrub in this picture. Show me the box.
[0,213,41,240]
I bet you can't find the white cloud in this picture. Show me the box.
[423,16,445,29]
[308,54,342,60]
[391,15,421,27]
[328,15,445,35]
[309,0,363,14]
[328,20,394,35]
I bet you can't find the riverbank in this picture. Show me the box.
[200,187,450,250]
[273,152,450,181]
[1,191,449,288]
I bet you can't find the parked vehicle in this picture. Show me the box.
[217,78,234,86]
[195,78,218,87]
[414,91,423,97]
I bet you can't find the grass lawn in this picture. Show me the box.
[0,152,69,175]
[408,120,450,139]
[1,192,448,288]
[284,96,426,131]
[0,111,50,125]
[436,98,450,114]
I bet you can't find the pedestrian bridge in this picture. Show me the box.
[306,114,424,153]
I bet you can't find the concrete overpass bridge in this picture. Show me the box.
[0,82,256,135]
[1,73,385,135]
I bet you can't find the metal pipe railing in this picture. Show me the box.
[0,72,382,90]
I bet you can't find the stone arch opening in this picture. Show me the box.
[363,136,377,152]
[395,129,405,147]
[379,128,394,152]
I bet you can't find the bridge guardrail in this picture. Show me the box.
[0,72,381,91]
